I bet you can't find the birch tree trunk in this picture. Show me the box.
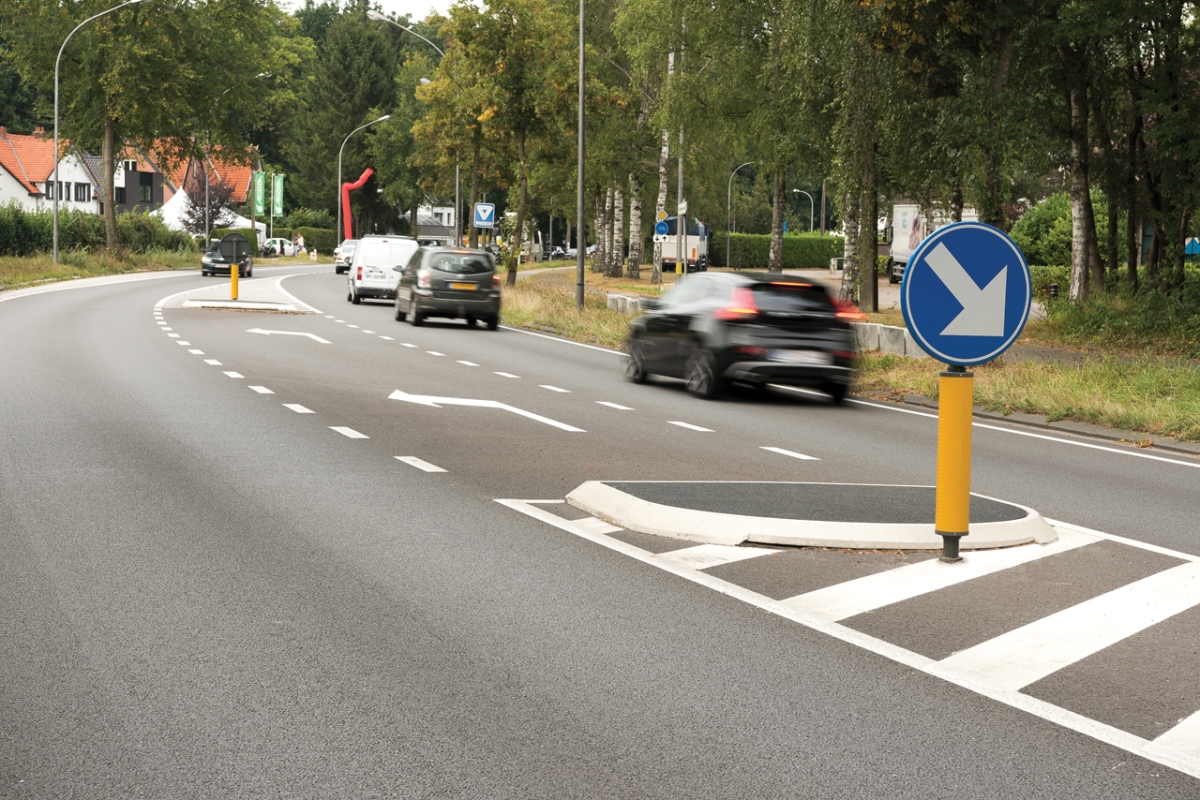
[627,173,643,278]
[602,187,614,274]
[652,53,675,284]
[507,130,528,287]
[593,189,604,273]
[768,169,784,272]
[609,187,625,277]
[468,132,481,248]
[858,141,879,312]
[1061,44,1102,301]
[840,193,859,303]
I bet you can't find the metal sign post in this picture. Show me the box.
[901,222,1032,562]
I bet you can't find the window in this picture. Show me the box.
[74,183,89,202]
[44,181,53,199]
[115,187,126,205]
[139,171,153,203]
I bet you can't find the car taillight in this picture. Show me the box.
[715,287,759,321]
[733,346,767,356]
[492,274,500,289]
[356,266,362,281]
[417,269,431,288]
[833,298,868,321]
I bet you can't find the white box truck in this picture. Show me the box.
[888,204,977,283]
[660,216,712,273]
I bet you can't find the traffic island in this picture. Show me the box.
[565,481,1058,550]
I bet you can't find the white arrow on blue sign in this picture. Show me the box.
[901,221,1032,366]
[654,220,670,236]
[473,202,496,229]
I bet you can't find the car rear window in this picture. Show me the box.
[357,239,416,267]
[750,281,835,312]
[430,253,492,274]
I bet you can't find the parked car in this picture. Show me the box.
[200,238,253,278]
[334,239,358,274]
[394,246,501,330]
[549,246,567,260]
[347,235,420,304]
[565,246,578,259]
[261,237,295,257]
[624,272,859,402]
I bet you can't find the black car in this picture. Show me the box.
[200,238,253,278]
[625,272,858,403]
[393,246,501,329]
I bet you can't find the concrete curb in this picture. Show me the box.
[566,481,1058,550]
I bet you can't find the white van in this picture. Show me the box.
[888,204,977,283]
[347,235,420,304]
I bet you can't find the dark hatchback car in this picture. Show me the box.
[625,272,859,402]
[200,238,253,278]
[393,246,501,329]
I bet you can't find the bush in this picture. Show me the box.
[710,232,844,269]
[295,226,336,253]
[1011,191,1122,268]
[286,207,335,230]
[0,203,192,255]
[1030,265,1070,299]
[212,227,260,250]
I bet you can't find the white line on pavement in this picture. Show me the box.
[188,350,204,355]
[223,371,243,378]
[499,325,627,356]
[655,544,780,571]
[363,330,375,334]
[336,319,346,323]
[761,446,820,461]
[284,404,314,414]
[330,426,368,439]
[539,385,571,393]
[427,351,445,356]
[380,336,395,341]
[402,343,418,348]
[394,456,447,473]
[347,324,360,329]
[204,359,222,365]
[176,341,191,346]
[249,386,274,394]
[668,421,713,432]
[494,372,519,378]
[457,360,479,367]
[168,333,179,338]
[596,402,633,410]
[1156,709,1200,760]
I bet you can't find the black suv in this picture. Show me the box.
[625,272,858,403]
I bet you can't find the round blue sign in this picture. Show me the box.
[901,221,1032,366]
[654,221,670,236]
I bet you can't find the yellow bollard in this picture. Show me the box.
[231,261,239,301]
[935,366,974,561]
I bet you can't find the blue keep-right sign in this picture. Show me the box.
[901,221,1032,366]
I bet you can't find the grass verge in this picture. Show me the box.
[0,249,197,290]
[500,278,630,350]
[857,351,1200,441]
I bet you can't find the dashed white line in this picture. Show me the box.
[668,421,713,432]
[597,401,633,410]
[761,446,820,461]
[380,336,395,341]
[188,349,205,355]
[457,360,479,367]
[427,351,445,356]
[347,324,360,329]
[223,371,243,378]
[168,333,179,338]
[539,385,571,393]
[362,330,375,334]
[395,456,447,473]
[284,404,314,414]
[176,341,191,346]
[204,359,222,365]
[336,319,346,323]
[330,426,368,439]
[325,315,335,318]
[249,386,274,394]
[494,372,520,379]
[401,343,418,348]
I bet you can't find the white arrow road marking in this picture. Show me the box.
[924,243,1007,337]
[246,328,331,344]
[388,389,585,432]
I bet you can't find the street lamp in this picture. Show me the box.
[792,188,815,233]
[338,115,391,242]
[367,12,461,244]
[726,161,754,269]
[54,0,150,264]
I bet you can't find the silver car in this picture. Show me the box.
[334,239,357,274]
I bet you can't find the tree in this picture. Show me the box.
[180,166,235,236]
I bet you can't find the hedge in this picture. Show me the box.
[709,232,844,269]
[0,203,194,256]
[212,227,260,249]
[295,226,336,253]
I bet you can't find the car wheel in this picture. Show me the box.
[394,296,407,321]
[889,271,900,285]
[685,349,722,399]
[351,286,361,305]
[410,297,424,326]
[201,270,209,277]
[825,382,848,405]
[625,340,649,384]
[246,268,252,278]
[465,316,477,328]
[486,315,499,331]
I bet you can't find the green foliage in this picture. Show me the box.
[710,232,844,269]
[285,207,335,230]
[1044,281,1200,359]
[1010,194,1072,266]
[295,226,336,253]
[212,227,260,250]
[1030,265,1070,299]
[0,204,192,256]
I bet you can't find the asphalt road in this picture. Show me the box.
[2,265,1197,798]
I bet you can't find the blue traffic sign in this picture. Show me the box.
[901,221,1031,366]
[473,202,496,229]
[654,220,669,236]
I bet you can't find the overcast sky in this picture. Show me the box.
[279,1,455,22]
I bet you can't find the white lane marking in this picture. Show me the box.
[761,446,820,461]
[160,325,171,329]
[204,359,222,365]
[347,324,360,329]
[246,328,331,344]
[427,351,445,356]
[271,273,326,314]
[669,421,713,432]
[655,544,780,571]
[389,389,586,433]
[176,341,191,346]
[284,404,314,414]
[168,333,179,338]
[362,330,375,334]
[330,426,368,439]
[394,456,447,473]
[539,385,571,393]
[336,319,346,323]
[248,386,274,394]
[326,315,335,318]
[499,325,627,356]
[1046,518,1200,563]
[597,401,633,410]
[457,360,479,367]
[188,349,205,355]
[782,527,1097,623]
[574,516,623,534]
[380,336,395,341]
[223,371,243,378]
[401,343,418,348]
[494,372,520,378]
[497,499,1200,781]
[940,560,1200,691]
[1156,709,1200,759]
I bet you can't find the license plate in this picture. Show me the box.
[769,349,832,365]
[449,282,477,290]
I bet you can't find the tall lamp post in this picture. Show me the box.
[207,72,270,245]
[576,0,585,309]
[367,11,460,245]
[337,115,390,242]
[792,188,815,232]
[54,0,149,264]
[726,161,754,269]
